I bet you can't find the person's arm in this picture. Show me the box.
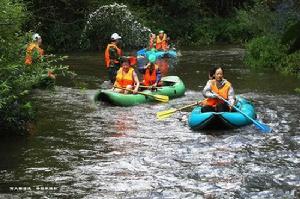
[228,86,235,106]
[202,80,217,98]
[155,69,162,85]
[133,71,140,94]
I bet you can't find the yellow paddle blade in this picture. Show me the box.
[156,108,177,120]
[153,94,169,103]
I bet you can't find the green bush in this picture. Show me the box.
[244,36,287,70]
[280,51,300,75]
[0,0,74,134]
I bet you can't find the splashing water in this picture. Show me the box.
[81,3,151,49]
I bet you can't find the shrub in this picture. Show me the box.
[244,36,287,70]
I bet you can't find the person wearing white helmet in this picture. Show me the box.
[25,33,55,79]
[25,33,44,65]
[104,33,123,83]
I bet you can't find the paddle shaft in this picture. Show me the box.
[157,101,199,119]
[176,102,198,111]
[114,86,153,96]
[114,86,168,102]
[212,92,271,132]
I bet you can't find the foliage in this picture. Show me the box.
[81,3,151,50]
[243,0,300,75]
[244,36,286,70]
[0,0,74,134]
[280,51,300,75]
[245,35,300,75]
[281,21,300,53]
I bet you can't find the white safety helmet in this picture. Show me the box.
[32,33,41,41]
[111,33,121,40]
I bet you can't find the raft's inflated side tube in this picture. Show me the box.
[95,76,185,106]
[188,97,256,130]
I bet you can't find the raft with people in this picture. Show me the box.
[188,96,257,130]
[95,76,186,106]
[136,48,176,77]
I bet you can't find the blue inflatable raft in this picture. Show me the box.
[188,97,256,130]
[137,48,177,59]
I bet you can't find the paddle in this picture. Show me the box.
[139,85,161,89]
[157,102,198,120]
[212,92,272,133]
[114,86,169,103]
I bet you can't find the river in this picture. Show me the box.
[0,46,300,198]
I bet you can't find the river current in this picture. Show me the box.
[0,46,299,198]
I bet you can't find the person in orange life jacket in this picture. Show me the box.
[148,33,156,49]
[198,67,216,106]
[25,33,55,79]
[155,30,169,51]
[201,67,235,112]
[104,33,122,83]
[140,54,162,88]
[113,58,140,94]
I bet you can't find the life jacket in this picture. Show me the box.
[25,42,44,65]
[155,34,168,50]
[114,67,134,88]
[149,36,155,49]
[104,43,122,68]
[143,64,158,86]
[203,79,231,107]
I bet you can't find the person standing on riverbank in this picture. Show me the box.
[201,67,235,112]
[104,33,122,83]
[25,33,55,79]
[25,33,44,65]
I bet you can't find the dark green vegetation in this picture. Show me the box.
[24,0,300,76]
[0,0,73,134]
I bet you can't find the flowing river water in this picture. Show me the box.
[1,46,300,198]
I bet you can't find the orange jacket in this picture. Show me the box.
[114,67,134,88]
[204,80,231,107]
[155,34,168,50]
[25,43,44,65]
[143,65,159,86]
[104,43,122,68]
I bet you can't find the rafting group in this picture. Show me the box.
[24,32,271,133]
[96,31,272,133]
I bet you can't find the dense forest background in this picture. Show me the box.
[1,0,299,133]
[24,0,300,74]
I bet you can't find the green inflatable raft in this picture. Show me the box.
[95,76,185,106]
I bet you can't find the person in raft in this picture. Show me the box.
[201,66,235,112]
[140,54,162,88]
[104,33,123,83]
[113,58,140,94]
[155,30,169,51]
[148,33,156,49]
[25,33,55,79]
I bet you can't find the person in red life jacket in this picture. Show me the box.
[113,58,140,94]
[104,33,122,83]
[155,30,169,51]
[25,33,55,79]
[201,67,235,112]
[140,54,162,88]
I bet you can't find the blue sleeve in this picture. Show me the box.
[156,69,161,83]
